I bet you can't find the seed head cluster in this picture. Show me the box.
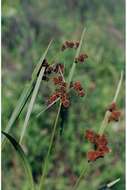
[107,102,121,122]
[75,53,88,63]
[40,59,64,81]
[46,40,87,108]
[85,130,110,161]
[72,81,85,97]
[61,40,80,51]
[48,76,70,108]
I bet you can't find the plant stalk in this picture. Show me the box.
[39,102,62,190]
[72,163,89,190]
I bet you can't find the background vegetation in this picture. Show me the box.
[2,0,125,189]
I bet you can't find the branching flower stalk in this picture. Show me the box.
[72,71,123,190]
[39,27,87,189]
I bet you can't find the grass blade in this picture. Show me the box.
[19,67,45,144]
[2,84,34,148]
[32,40,53,80]
[2,131,35,190]
[2,40,53,148]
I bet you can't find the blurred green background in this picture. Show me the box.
[2,0,125,189]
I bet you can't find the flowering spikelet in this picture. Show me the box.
[61,40,80,51]
[52,76,63,85]
[108,111,121,122]
[72,81,85,97]
[48,93,59,104]
[85,130,95,143]
[39,59,54,81]
[78,90,85,97]
[62,99,70,108]
[75,53,88,63]
[85,130,110,161]
[49,75,70,108]
[73,81,83,91]
[107,102,121,122]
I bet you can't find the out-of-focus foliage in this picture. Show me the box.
[2,0,125,189]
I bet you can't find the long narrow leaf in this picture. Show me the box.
[2,83,34,148]
[2,131,35,190]
[19,67,45,144]
[2,40,53,148]
[32,40,53,80]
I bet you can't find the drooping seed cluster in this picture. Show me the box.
[61,40,80,51]
[85,130,110,161]
[107,102,121,122]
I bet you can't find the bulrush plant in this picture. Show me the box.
[2,27,123,190]
[72,71,123,190]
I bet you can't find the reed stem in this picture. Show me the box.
[39,102,62,190]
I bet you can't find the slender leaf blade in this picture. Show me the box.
[2,131,35,190]
[2,83,34,147]
[19,67,45,144]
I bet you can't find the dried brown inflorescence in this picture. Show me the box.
[48,77,85,108]
[40,60,65,81]
[85,130,110,161]
[61,40,80,51]
[72,81,85,97]
[107,102,121,122]
[75,53,88,63]
[45,40,87,108]
[48,76,70,108]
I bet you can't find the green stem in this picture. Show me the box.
[113,71,123,102]
[39,102,62,190]
[72,162,89,190]
[99,71,123,135]
[67,27,86,86]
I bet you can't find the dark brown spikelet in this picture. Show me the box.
[85,130,110,161]
[75,53,88,63]
[42,75,49,81]
[48,93,59,104]
[62,99,70,108]
[108,102,116,112]
[72,81,85,97]
[108,111,121,122]
[75,41,80,48]
[78,90,85,97]
[107,102,121,123]
[61,40,80,51]
[46,66,54,74]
